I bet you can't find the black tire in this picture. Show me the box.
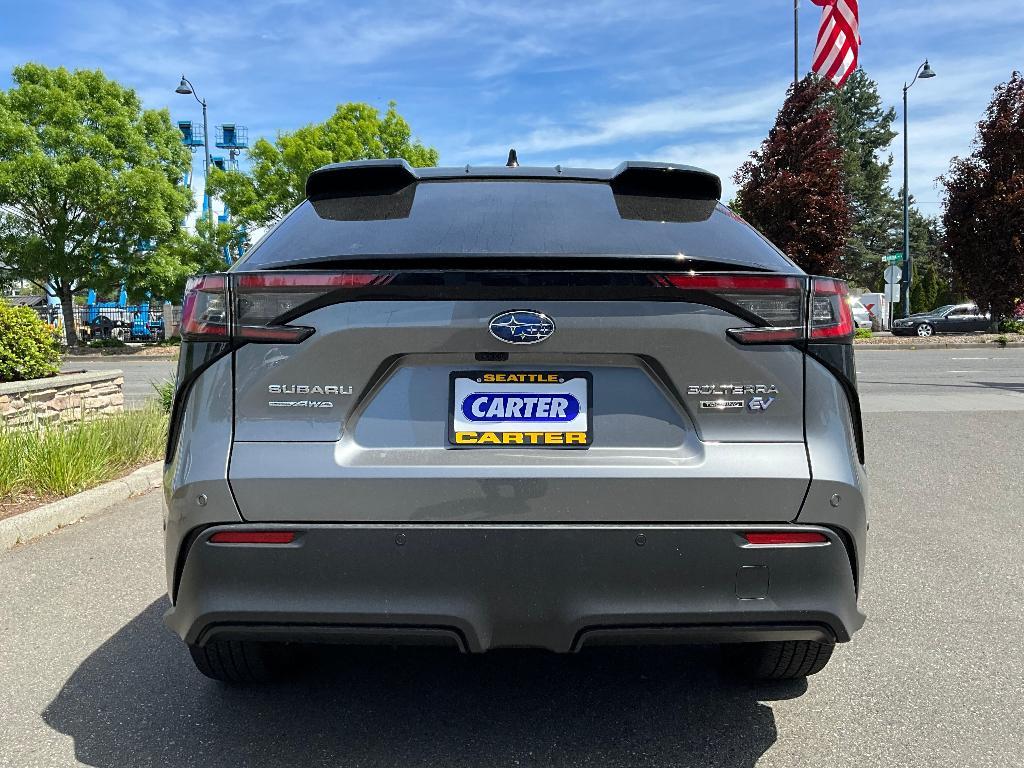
[722,640,835,680]
[188,639,279,684]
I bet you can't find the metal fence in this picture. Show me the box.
[35,305,181,344]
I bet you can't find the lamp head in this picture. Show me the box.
[175,76,193,95]
[919,60,936,79]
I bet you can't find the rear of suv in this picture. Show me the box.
[163,160,867,683]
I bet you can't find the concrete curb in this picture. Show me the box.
[63,353,179,361]
[856,342,1024,351]
[0,461,162,550]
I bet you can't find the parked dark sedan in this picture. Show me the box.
[891,303,990,336]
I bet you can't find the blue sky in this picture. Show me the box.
[2,0,1022,214]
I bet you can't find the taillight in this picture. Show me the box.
[743,531,829,545]
[654,273,806,343]
[809,278,854,341]
[209,531,296,544]
[653,273,855,345]
[180,272,393,343]
[180,274,229,340]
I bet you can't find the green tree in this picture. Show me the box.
[870,202,951,317]
[0,63,192,346]
[111,217,241,303]
[906,207,949,313]
[735,76,851,276]
[209,101,438,230]
[827,69,902,287]
[942,72,1024,323]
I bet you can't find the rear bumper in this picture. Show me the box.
[166,523,864,652]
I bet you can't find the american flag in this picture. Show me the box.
[810,0,860,87]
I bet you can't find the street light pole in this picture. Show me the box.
[901,59,936,317]
[175,75,212,219]
[793,0,799,86]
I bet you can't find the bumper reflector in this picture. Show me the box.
[209,531,296,544]
[744,532,828,546]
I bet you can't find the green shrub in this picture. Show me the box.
[87,337,127,348]
[998,319,1024,334]
[0,303,62,383]
[854,327,872,339]
[994,335,1009,347]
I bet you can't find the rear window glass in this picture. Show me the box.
[238,180,797,272]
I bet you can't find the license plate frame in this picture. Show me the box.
[447,370,593,449]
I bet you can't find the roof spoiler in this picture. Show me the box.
[609,162,721,223]
[304,158,722,223]
[305,159,419,200]
[609,161,721,202]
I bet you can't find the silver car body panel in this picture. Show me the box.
[162,165,867,651]
[227,300,810,523]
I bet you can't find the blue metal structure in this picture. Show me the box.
[82,287,165,341]
[215,124,248,150]
[177,112,250,266]
[178,120,205,148]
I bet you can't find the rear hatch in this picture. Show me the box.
[215,162,821,523]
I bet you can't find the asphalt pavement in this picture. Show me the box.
[2,349,1022,767]
[856,347,1024,412]
[61,357,177,407]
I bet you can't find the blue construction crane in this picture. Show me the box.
[177,121,205,188]
[215,124,250,264]
[216,124,248,152]
[178,120,205,148]
[175,117,250,265]
[83,286,166,342]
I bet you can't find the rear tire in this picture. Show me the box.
[722,640,835,680]
[188,640,279,684]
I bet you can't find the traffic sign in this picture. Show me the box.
[884,282,901,303]
[882,253,903,264]
[884,265,902,284]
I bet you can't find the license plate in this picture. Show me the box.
[448,371,592,448]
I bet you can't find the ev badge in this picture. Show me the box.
[748,396,775,411]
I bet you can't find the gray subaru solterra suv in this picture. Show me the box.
[163,159,867,683]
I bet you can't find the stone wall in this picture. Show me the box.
[0,370,124,427]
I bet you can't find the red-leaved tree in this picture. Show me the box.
[941,72,1024,323]
[734,76,850,276]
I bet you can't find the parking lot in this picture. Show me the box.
[2,348,1022,767]
[61,357,177,407]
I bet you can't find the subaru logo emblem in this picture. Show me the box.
[488,310,555,345]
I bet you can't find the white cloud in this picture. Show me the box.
[867,0,1024,30]
[655,137,762,203]
[870,51,1021,212]
[444,80,785,164]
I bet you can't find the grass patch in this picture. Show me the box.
[0,429,28,499]
[0,407,167,503]
[153,378,175,414]
[854,327,872,339]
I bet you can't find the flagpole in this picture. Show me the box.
[794,0,799,84]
